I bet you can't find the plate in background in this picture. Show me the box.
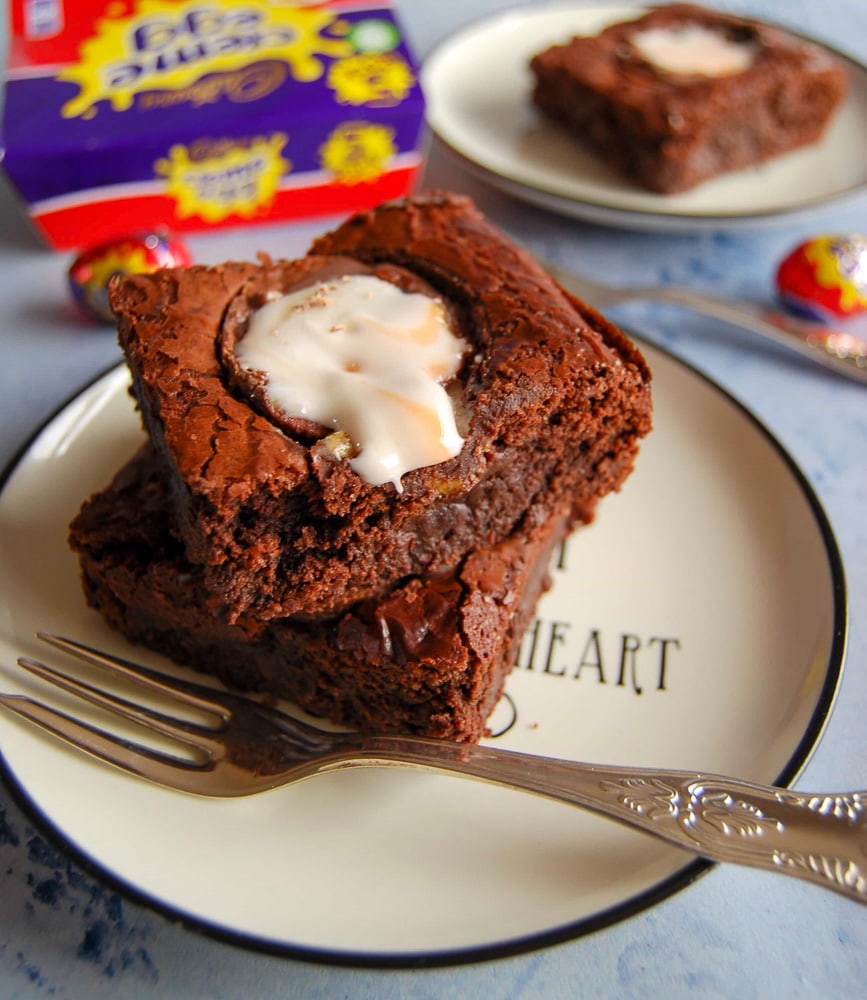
[422,4,867,231]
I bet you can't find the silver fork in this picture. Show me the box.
[1,633,865,905]
[545,262,867,386]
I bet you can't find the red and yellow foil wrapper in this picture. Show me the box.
[776,235,867,321]
[69,231,191,322]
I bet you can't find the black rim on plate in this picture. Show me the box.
[0,342,848,969]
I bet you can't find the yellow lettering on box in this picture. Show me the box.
[59,0,352,118]
[155,134,290,221]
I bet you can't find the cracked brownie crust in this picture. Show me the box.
[109,192,651,625]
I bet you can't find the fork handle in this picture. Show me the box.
[346,739,867,903]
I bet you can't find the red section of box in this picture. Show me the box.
[32,162,422,249]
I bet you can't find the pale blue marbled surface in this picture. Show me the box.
[1,1,866,997]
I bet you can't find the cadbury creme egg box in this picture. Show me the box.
[1,0,426,249]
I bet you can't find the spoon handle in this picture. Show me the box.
[546,263,867,385]
[652,285,867,385]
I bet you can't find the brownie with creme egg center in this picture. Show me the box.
[108,192,652,627]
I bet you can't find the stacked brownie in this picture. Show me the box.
[530,3,848,194]
[69,193,652,741]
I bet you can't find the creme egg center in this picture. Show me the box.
[237,274,467,490]
[632,25,759,77]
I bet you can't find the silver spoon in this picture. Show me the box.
[546,262,867,385]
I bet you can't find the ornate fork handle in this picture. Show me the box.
[5,634,864,903]
[338,737,867,904]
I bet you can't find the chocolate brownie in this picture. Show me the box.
[530,3,848,193]
[110,193,651,625]
[69,446,570,742]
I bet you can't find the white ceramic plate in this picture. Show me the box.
[422,4,867,231]
[0,342,845,966]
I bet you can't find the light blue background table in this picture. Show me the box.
[1,2,865,997]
